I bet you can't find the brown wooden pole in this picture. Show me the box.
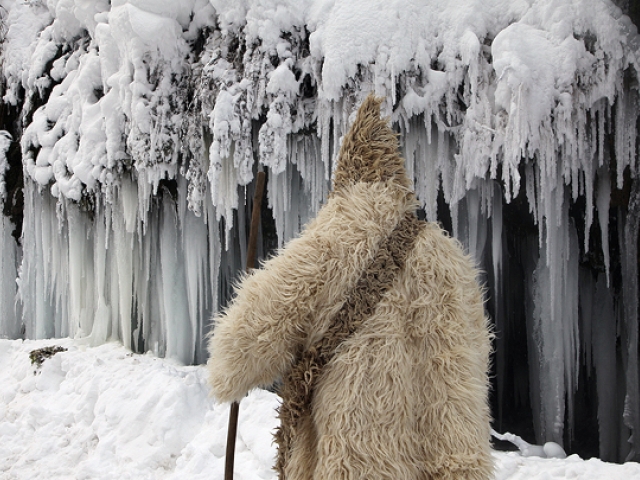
[246,171,266,274]
[224,401,240,480]
[224,170,266,480]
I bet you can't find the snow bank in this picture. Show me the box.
[0,338,278,479]
[2,338,640,479]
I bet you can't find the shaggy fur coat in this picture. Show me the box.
[207,95,493,480]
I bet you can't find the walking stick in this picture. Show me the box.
[225,170,266,480]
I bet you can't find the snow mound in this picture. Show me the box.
[0,338,277,480]
[1,338,640,479]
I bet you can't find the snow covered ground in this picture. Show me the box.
[1,339,640,479]
[0,338,276,480]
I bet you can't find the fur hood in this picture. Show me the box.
[332,94,413,196]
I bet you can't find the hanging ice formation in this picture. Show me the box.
[0,0,639,463]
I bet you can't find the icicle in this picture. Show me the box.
[23,182,71,339]
[90,197,111,346]
[583,162,594,255]
[412,118,439,222]
[596,167,611,286]
[319,99,332,181]
[209,139,241,241]
[0,214,19,339]
[206,200,221,306]
[286,165,300,243]
[613,88,637,190]
[530,181,580,446]
[0,130,18,338]
[178,178,212,364]
[139,213,163,355]
[531,245,565,446]
[159,193,192,364]
[400,115,416,192]
[491,182,503,292]
[112,185,134,350]
[66,202,95,339]
[268,161,312,248]
[136,170,152,233]
[463,188,487,264]
[0,131,10,203]
[270,168,286,248]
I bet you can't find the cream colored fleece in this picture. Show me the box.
[207,95,493,480]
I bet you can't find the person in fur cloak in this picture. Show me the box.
[207,94,494,480]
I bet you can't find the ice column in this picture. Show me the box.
[0,128,18,337]
[111,182,135,351]
[0,213,19,338]
[18,182,67,339]
[530,181,580,446]
[159,193,192,364]
[89,197,112,346]
[66,203,96,339]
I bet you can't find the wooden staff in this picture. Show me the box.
[225,170,266,480]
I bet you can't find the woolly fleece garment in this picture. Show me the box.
[207,95,493,480]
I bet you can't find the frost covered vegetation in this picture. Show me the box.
[0,0,639,464]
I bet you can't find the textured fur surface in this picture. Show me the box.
[207,95,493,479]
[274,211,426,477]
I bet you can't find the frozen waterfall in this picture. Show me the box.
[1,0,639,464]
